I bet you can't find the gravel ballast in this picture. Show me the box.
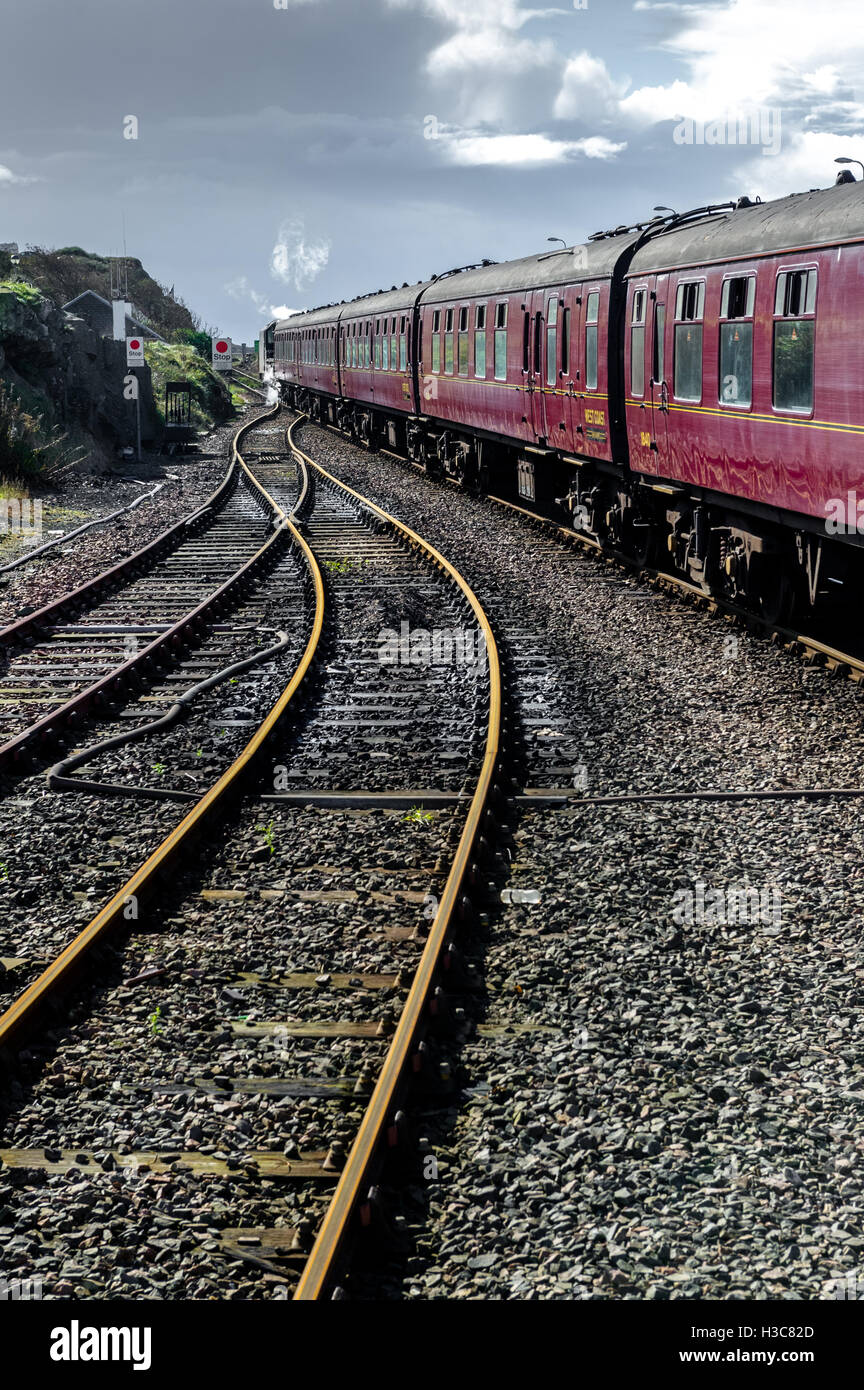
[290,416,864,1302]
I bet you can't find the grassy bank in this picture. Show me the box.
[144,343,235,429]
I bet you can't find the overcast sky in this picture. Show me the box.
[2,0,864,342]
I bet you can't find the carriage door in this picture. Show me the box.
[647,274,669,475]
[541,290,569,444]
[523,293,545,440]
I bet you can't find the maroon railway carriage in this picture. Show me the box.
[622,182,864,614]
[270,177,864,618]
[413,239,632,488]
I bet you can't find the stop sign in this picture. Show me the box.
[212,336,232,370]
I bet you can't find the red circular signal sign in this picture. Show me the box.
[216,340,228,354]
[130,339,141,350]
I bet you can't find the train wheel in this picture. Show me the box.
[755,566,795,627]
[626,520,656,569]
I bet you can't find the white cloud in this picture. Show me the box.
[385,0,557,31]
[0,163,38,186]
[555,52,629,122]
[445,132,625,166]
[732,129,864,201]
[271,218,330,290]
[427,29,557,81]
[389,0,562,127]
[620,0,864,127]
[225,274,270,317]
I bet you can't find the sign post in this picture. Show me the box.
[126,337,145,461]
[212,336,232,370]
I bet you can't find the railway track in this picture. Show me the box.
[305,406,864,686]
[0,413,294,777]
[0,408,502,1302]
[278,412,864,1302]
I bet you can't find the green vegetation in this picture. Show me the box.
[0,380,67,479]
[322,557,372,580]
[402,805,435,826]
[18,246,200,339]
[151,762,166,777]
[0,279,44,307]
[172,327,212,358]
[144,342,234,427]
[257,821,276,855]
[148,1006,164,1036]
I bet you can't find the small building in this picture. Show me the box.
[62,291,166,342]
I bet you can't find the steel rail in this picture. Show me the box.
[0,479,169,575]
[487,491,864,681]
[0,457,237,649]
[0,412,303,773]
[311,407,864,685]
[286,416,502,1301]
[0,404,325,1056]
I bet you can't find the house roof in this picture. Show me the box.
[63,290,167,342]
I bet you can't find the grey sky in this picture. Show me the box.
[2,0,863,341]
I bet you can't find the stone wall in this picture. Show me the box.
[0,286,162,465]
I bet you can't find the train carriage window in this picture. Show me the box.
[561,306,570,378]
[431,309,441,374]
[652,305,665,384]
[445,308,454,375]
[722,276,755,405]
[773,269,815,411]
[494,302,508,380]
[673,279,705,401]
[374,320,381,370]
[400,315,407,371]
[585,291,600,391]
[546,298,558,387]
[390,317,398,372]
[533,312,542,376]
[458,306,469,376]
[631,289,646,398]
[475,304,487,379]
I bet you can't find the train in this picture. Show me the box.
[266,175,864,621]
